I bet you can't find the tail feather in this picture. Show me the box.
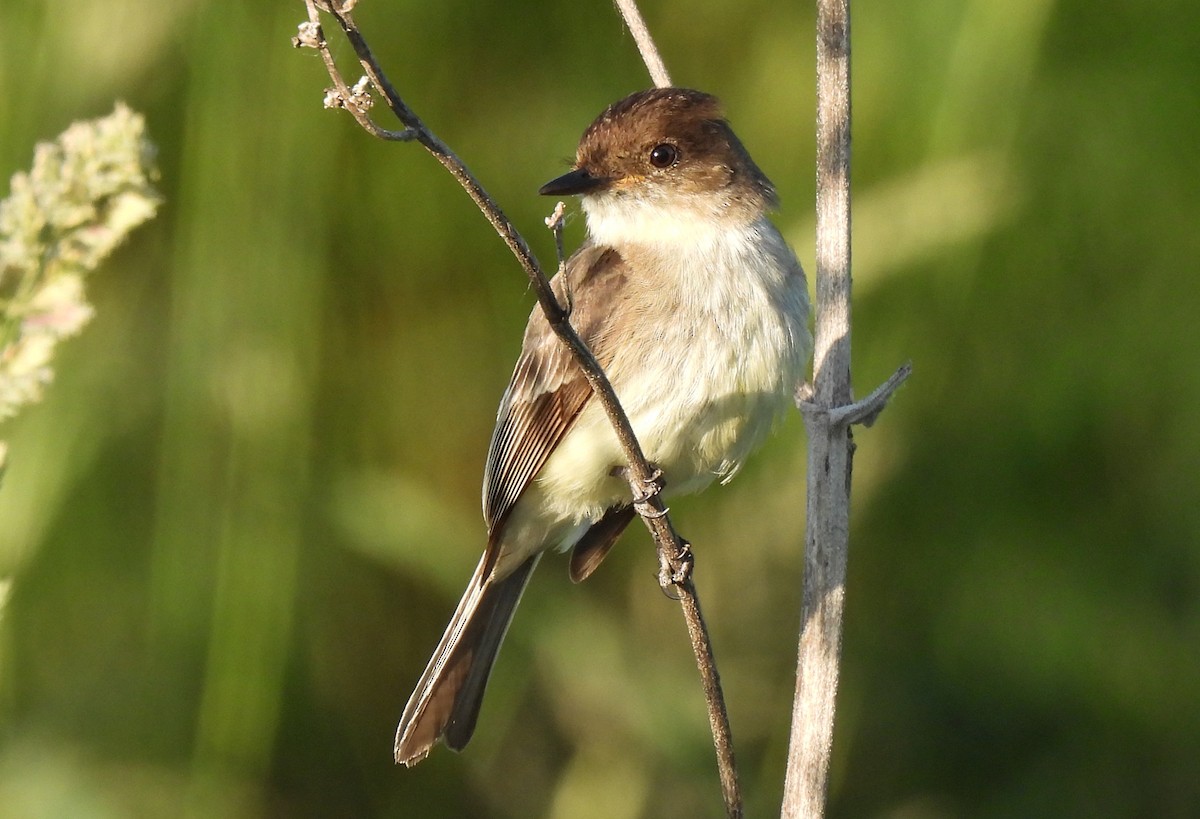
[394,553,540,765]
[569,505,635,583]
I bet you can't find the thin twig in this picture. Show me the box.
[294,15,415,141]
[781,0,910,816]
[299,4,740,815]
[544,200,568,272]
[613,0,673,87]
[545,201,570,310]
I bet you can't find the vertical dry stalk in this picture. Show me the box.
[779,0,909,814]
[783,0,853,816]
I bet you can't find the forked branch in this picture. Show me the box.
[296,1,741,815]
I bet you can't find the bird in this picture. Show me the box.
[394,87,811,765]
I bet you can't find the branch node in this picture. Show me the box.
[326,75,375,111]
[322,77,373,112]
[797,361,912,429]
[544,200,567,233]
[293,21,324,49]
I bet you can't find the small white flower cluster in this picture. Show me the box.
[0,102,160,423]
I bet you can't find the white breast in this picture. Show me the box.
[534,208,811,523]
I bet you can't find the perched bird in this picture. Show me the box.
[395,88,811,765]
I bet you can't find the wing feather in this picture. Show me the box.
[482,245,626,540]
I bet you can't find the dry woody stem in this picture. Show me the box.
[298,1,741,815]
[613,0,673,88]
[781,0,910,816]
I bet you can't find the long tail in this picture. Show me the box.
[394,552,541,766]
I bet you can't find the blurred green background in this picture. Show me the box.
[2,0,1198,817]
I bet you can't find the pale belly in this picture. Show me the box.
[490,298,802,576]
[541,333,790,505]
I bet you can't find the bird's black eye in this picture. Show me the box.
[649,143,679,168]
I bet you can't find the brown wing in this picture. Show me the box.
[482,245,627,542]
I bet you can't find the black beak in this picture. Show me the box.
[538,167,609,196]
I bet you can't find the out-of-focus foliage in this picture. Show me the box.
[0,104,159,422]
[0,1,1197,817]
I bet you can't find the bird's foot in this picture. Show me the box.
[657,539,693,598]
[611,464,668,516]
